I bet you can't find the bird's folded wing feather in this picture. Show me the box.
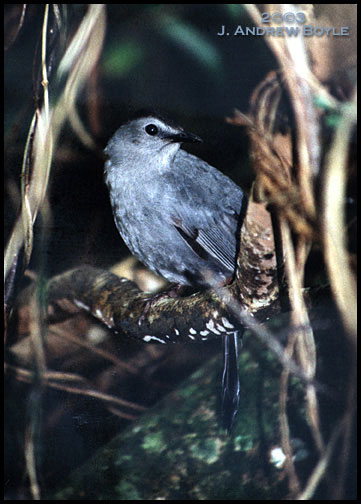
[166,154,244,272]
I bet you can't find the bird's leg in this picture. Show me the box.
[221,330,242,433]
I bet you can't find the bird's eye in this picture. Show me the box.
[145,124,158,136]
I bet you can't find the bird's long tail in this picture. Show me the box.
[221,331,242,433]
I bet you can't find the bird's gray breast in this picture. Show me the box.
[105,149,246,286]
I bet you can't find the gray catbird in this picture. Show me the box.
[104,115,247,431]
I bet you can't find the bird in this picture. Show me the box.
[104,115,247,432]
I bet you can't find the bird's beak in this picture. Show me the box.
[167,131,203,144]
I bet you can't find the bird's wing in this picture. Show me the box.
[168,150,246,275]
[171,212,239,273]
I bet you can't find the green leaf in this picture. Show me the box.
[159,15,222,73]
[103,42,143,77]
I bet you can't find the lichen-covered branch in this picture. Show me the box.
[47,265,238,344]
